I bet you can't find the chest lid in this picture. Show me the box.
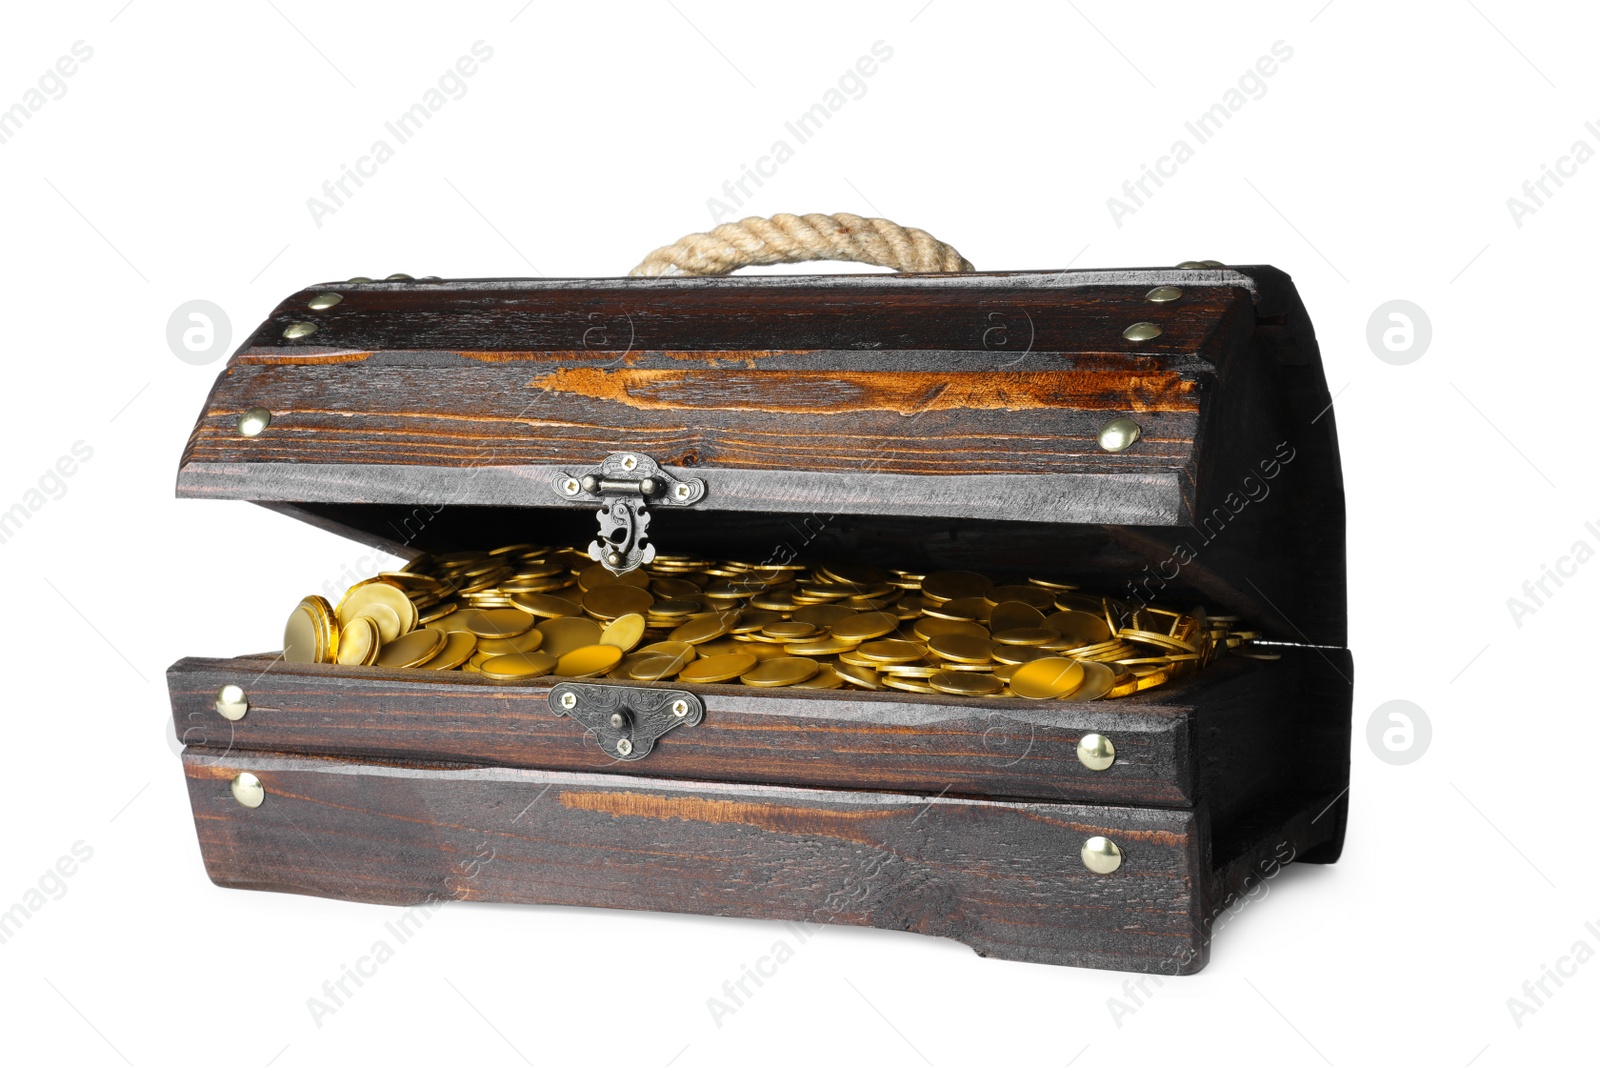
[177,265,1344,645]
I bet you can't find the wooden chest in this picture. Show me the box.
[168,263,1351,975]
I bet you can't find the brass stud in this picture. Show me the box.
[1176,259,1224,269]
[385,273,413,281]
[1081,836,1122,874]
[215,684,249,721]
[1122,321,1162,342]
[1145,286,1182,303]
[1097,417,1142,453]
[307,292,343,311]
[282,321,318,340]
[347,276,373,283]
[230,772,265,809]
[1077,733,1115,771]
[236,407,272,437]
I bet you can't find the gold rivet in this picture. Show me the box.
[1176,260,1223,269]
[1098,417,1141,453]
[236,407,271,436]
[1122,321,1162,342]
[283,321,318,340]
[215,684,248,721]
[1145,286,1182,303]
[230,772,265,809]
[1077,733,1115,771]
[307,292,343,310]
[385,273,413,281]
[1081,836,1122,874]
[347,276,373,283]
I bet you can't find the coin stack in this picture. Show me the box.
[280,543,1268,700]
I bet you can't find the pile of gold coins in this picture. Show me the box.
[281,543,1266,700]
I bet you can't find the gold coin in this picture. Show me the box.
[680,652,759,683]
[509,593,584,618]
[1027,576,1077,591]
[600,613,646,652]
[835,661,882,689]
[670,613,736,645]
[437,607,484,634]
[476,628,544,655]
[729,610,781,634]
[536,616,604,656]
[763,620,818,640]
[584,584,655,620]
[424,630,479,670]
[988,601,1047,632]
[929,670,1003,696]
[648,599,704,618]
[880,662,939,678]
[1009,657,1087,699]
[336,615,380,666]
[828,611,900,642]
[790,603,857,628]
[468,608,535,638]
[912,617,989,642]
[794,665,845,689]
[479,650,558,680]
[1043,610,1112,644]
[1064,660,1116,700]
[920,570,992,603]
[992,645,1054,665]
[991,626,1057,647]
[355,601,404,644]
[985,584,1056,609]
[337,580,417,637]
[927,633,993,664]
[417,601,458,624]
[284,595,337,664]
[937,661,996,673]
[627,653,685,681]
[375,627,447,668]
[651,576,703,598]
[882,675,937,693]
[782,635,856,656]
[554,643,625,678]
[1120,628,1196,653]
[856,639,925,664]
[741,656,821,687]
[578,563,650,590]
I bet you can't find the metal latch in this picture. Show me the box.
[553,452,705,575]
[548,681,705,760]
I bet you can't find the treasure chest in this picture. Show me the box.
[167,225,1351,975]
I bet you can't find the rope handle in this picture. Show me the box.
[628,212,973,277]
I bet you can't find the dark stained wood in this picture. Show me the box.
[183,751,1213,973]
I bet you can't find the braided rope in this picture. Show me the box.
[628,212,973,277]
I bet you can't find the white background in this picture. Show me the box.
[1,1,1595,1064]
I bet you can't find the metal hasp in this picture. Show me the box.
[553,452,705,575]
[548,682,705,761]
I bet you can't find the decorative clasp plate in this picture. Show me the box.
[548,681,705,760]
[553,453,705,575]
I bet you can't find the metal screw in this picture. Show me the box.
[230,772,265,809]
[1145,286,1182,303]
[559,691,577,710]
[307,292,343,310]
[609,711,627,730]
[671,700,689,718]
[237,407,272,437]
[385,273,413,281]
[620,455,638,471]
[1081,836,1122,874]
[215,684,249,722]
[1077,733,1116,771]
[561,477,581,495]
[673,484,691,500]
[283,321,318,340]
[638,477,658,496]
[1097,417,1142,453]
[1122,321,1162,342]
[616,738,633,756]
[605,551,623,568]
